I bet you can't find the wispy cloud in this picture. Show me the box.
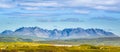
[91,16,119,21]
[36,18,84,22]
[0,0,16,8]
[19,2,62,7]
[0,0,119,12]
[74,10,90,14]
[3,13,45,17]
[60,18,84,22]
[1,11,87,17]
[68,0,120,12]
[37,19,57,22]
[0,3,14,8]
[21,7,40,10]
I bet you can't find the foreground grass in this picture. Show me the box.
[0,42,120,52]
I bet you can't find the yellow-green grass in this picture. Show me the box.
[0,42,120,52]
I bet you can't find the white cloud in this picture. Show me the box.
[0,0,120,12]
[0,3,14,8]
[94,6,119,11]
[69,0,119,6]
[18,13,45,17]
[0,0,16,9]
[68,0,120,11]
[23,7,40,10]
[74,10,90,14]
[19,2,63,7]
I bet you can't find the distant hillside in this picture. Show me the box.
[38,37,120,46]
[0,27,118,40]
[0,37,33,42]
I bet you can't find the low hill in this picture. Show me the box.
[0,37,33,42]
[38,37,120,46]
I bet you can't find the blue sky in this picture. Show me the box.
[0,0,120,36]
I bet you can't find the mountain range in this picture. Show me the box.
[0,27,118,40]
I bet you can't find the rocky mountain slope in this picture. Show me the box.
[0,27,117,39]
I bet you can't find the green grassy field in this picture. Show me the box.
[0,42,120,52]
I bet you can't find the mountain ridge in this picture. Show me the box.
[0,27,118,40]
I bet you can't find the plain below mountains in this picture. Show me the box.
[0,27,118,40]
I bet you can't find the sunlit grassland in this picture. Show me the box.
[0,42,120,52]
